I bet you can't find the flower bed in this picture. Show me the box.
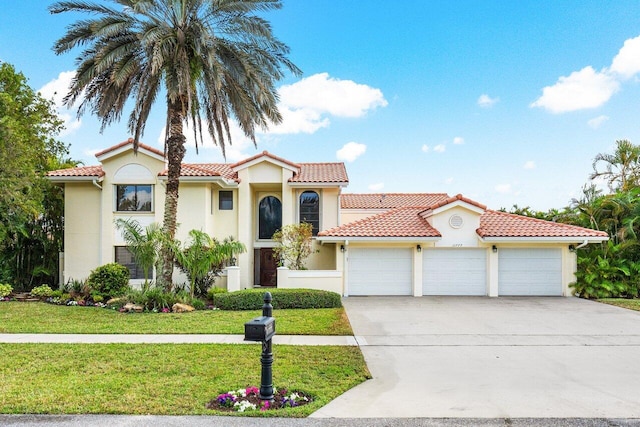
[206,386,313,412]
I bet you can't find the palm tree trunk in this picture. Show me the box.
[160,98,187,290]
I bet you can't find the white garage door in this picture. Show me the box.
[423,249,487,295]
[499,248,562,296]
[348,248,413,295]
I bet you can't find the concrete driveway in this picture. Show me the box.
[310,297,640,418]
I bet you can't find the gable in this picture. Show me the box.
[428,205,482,247]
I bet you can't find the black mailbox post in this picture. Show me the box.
[243,292,276,401]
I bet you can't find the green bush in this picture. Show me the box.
[212,288,342,310]
[87,263,130,298]
[190,298,207,310]
[206,286,227,300]
[0,283,13,298]
[51,290,63,299]
[31,284,53,298]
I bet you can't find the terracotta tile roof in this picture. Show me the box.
[291,163,348,183]
[94,138,165,158]
[425,193,487,212]
[319,207,441,238]
[231,150,300,169]
[161,163,237,181]
[47,165,105,178]
[341,193,450,209]
[477,210,609,238]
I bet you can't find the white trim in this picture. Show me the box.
[48,176,102,182]
[428,200,485,216]
[317,236,441,243]
[289,182,348,188]
[232,155,298,173]
[97,145,165,163]
[479,236,608,243]
[157,175,238,187]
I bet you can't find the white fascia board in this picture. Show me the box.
[479,236,609,243]
[47,176,102,183]
[430,200,485,216]
[317,236,441,243]
[288,182,348,188]
[157,176,238,188]
[232,156,298,173]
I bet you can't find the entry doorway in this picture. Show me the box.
[258,248,278,287]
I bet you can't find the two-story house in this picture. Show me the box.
[49,139,608,297]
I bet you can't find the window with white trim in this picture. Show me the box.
[116,185,153,212]
[114,246,151,280]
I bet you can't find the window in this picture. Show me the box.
[219,191,233,210]
[116,185,152,212]
[114,247,151,280]
[259,196,282,239]
[299,190,320,236]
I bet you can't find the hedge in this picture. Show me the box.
[212,288,342,310]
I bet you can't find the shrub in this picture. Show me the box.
[31,284,53,298]
[51,290,63,299]
[207,286,227,300]
[87,263,130,298]
[0,283,12,298]
[190,298,207,310]
[212,288,342,310]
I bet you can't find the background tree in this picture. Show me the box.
[0,61,70,289]
[50,0,301,289]
[273,223,315,270]
[590,139,640,192]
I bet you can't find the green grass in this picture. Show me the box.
[598,298,640,311]
[0,343,371,416]
[0,302,353,335]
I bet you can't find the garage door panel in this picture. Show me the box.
[423,249,487,296]
[499,248,562,296]
[348,248,412,296]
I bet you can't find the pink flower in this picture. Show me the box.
[246,386,259,396]
[260,400,270,411]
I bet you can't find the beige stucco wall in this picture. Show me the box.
[429,206,482,248]
[63,183,102,282]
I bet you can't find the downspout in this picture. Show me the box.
[92,179,103,190]
[575,239,589,250]
[92,178,103,271]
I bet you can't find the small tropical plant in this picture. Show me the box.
[0,283,13,298]
[87,263,130,298]
[173,231,245,297]
[30,284,53,298]
[272,223,315,270]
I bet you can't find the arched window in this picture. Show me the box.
[299,191,320,236]
[259,196,282,239]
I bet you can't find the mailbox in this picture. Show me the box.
[244,316,276,342]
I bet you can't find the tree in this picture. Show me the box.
[272,223,314,270]
[0,61,69,288]
[115,218,166,290]
[50,0,301,289]
[590,140,640,192]
[173,230,245,297]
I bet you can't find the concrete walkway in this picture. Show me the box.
[0,333,357,345]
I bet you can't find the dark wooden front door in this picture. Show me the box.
[259,248,278,287]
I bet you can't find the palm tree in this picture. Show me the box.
[115,218,166,290]
[50,0,301,289]
[590,140,640,192]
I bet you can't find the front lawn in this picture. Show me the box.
[0,343,370,416]
[598,298,640,312]
[0,302,352,335]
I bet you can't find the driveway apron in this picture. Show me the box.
[310,297,640,418]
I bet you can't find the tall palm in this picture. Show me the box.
[590,140,640,192]
[50,0,300,288]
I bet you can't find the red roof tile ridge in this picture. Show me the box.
[230,150,300,169]
[94,138,165,158]
[427,193,487,211]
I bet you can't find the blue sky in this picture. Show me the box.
[2,1,640,210]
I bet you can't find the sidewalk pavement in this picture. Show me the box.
[0,333,358,345]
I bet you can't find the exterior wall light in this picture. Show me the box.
[568,245,575,252]
[340,245,345,253]
[417,245,422,252]
[492,245,497,253]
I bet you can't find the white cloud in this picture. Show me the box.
[453,137,464,145]
[588,115,609,129]
[444,177,454,184]
[523,161,536,170]
[477,94,499,108]
[38,71,82,136]
[421,144,430,152]
[368,182,384,191]
[495,183,512,194]
[269,73,387,134]
[433,144,446,153]
[530,66,619,113]
[336,141,366,162]
[610,35,640,79]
